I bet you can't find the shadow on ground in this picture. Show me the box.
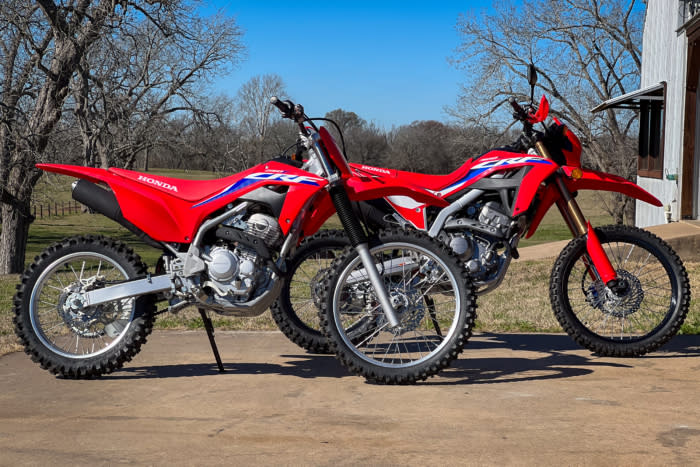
[429,333,700,386]
[101,333,700,384]
[103,354,350,380]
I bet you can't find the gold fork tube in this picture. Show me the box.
[534,141,587,237]
[554,176,587,236]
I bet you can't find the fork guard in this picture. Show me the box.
[585,222,617,284]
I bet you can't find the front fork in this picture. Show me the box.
[552,174,618,284]
[536,143,618,285]
[328,183,401,328]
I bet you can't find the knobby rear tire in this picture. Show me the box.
[13,235,155,378]
[270,230,350,354]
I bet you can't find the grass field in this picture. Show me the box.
[1,168,697,356]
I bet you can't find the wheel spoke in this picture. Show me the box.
[556,228,687,352]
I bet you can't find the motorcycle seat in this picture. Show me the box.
[391,166,474,192]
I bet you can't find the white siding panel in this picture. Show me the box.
[636,0,688,227]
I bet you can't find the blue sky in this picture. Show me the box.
[207,1,490,128]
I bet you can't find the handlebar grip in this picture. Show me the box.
[509,97,527,120]
[270,96,293,118]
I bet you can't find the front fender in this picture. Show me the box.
[525,167,663,238]
[561,167,662,207]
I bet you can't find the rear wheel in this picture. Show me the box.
[13,236,155,378]
[320,229,476,384]
[550,225,690,356]
[270,230,350,354]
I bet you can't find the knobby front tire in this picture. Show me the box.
[550,225,690,357]
[13,235,155,378]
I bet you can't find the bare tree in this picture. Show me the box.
[0,0,242,274]
[1,0,121,274]
[451,0,642,223]
[323,109,388,166]
[386,121,466,174]
[72,8,243,170]
[235,74,287,164]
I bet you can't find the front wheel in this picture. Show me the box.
[550,225,690,357]
[320,229,476,384]
[13,236,156,378]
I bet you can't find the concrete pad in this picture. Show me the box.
[2,330,700,465]
[518,220,700,262]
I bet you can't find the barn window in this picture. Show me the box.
[637,99,665,178]
[591,82,666,179]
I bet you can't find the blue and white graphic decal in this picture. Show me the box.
[432,156,553,197]
[192,171,322,208]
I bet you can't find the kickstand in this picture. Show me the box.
[199,308,225,373]
[424,296,443,338]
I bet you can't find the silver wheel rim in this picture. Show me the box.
[567,239,674,340]
[29,252,135,359]
[332,241,461,368]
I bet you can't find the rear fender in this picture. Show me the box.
[38,163,193,242]
[346,176,449,231]
[299,177,449,237]
[37,163,119,184]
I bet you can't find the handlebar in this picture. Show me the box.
[271,96,311,136]
[270,96,294,118]
[508,97,529,122]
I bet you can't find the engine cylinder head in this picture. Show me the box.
[246,213,282,246]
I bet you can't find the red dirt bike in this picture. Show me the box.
[14,98,476,384]
[272,69,690,368]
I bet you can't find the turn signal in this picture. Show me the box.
[570,168,583,179]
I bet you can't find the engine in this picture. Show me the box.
[441,201,523,285]
[201,213,282,312]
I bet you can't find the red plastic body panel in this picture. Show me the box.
[561,166,662,206]
[319,127,353,178]
[345,176,448,206]
[525,167,663,238]
[353,152,557,228]
[562,127,582,167]
[37,162,327,243]
[527,95,550,124]
[352,161,477,192]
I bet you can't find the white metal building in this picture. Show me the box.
[594,0,700,227]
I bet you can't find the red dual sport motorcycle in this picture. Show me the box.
[14,98,476,383]
[272,69,690,370]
